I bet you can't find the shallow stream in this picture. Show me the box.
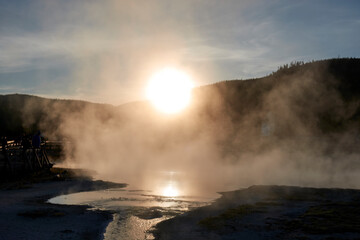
[49,187,217,239]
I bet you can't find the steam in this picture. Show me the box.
[8,0,359,194]
[18,61,358,196]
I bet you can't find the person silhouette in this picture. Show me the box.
[32,131,41,149]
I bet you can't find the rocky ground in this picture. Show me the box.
[152,185,360,240]
[0,168,126,240]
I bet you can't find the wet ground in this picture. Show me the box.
[152,185,360,240]
[49,187,218,239]
[0,177,127,240]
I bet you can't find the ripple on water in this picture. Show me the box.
[48,188,217,240]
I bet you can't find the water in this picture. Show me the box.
[48,187,218,240]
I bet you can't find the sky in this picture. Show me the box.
[0,0,359,105]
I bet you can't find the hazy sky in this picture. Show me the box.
[0,0,359,105]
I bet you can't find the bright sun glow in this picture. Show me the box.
[146,68,194,114]
[162,184,179,197]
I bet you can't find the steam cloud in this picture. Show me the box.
[23,61,359,196]
[9,0,358,194]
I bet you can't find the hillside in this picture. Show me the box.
[1,58,360,155]
[114,58,360,157]
[188,58,360,153]
[0,94,116,138]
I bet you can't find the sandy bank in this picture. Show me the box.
[153,185,360,240]
[0,170,126,240]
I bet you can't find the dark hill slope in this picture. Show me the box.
[163,58,360,157]
[0,94,116,138]
[1,58,359,154]
[192,58,360,137]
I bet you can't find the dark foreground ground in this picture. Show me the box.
[2,170,360,240]
[0,168,126,240]
[153,185,360,240]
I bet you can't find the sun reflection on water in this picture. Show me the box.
[48,171,219,240]
[162,183,179,197]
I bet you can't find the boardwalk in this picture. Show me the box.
[0,139,53,179]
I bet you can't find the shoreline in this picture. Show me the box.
[152,185,360,240]
[0,168,127,240]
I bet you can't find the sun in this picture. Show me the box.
[146,68,194,114]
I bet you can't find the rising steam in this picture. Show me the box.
[24,60,357,196]
[2,0,359,196]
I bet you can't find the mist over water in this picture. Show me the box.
[44,60,360,195]
[3,0,358,195]
[2,1,360,239]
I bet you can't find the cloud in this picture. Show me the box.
[0,34,69,73]
[0,0,359,104]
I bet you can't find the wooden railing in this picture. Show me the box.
[1,140,55,177]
